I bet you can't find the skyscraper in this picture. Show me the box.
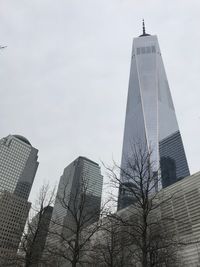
[118,22,190,209]
[46,156,103,248]
[0,134,39,261]
[0,134,39,199]
[21,206,53,265]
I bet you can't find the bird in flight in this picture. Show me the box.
[0,45,7,49]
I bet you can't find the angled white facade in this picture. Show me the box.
[160,171,200,267]
[87,172,200,267]
[119,27,190,209]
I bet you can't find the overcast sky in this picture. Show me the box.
[0,0,200,203]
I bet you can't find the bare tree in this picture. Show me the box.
[18,183,56,267]
[89,214,132,267]
[45,168,105,267]
[105,143,179,267]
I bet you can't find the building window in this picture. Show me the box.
[136,45,156,55]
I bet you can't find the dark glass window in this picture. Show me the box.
[137,48,140,55]
[151,46,156,53]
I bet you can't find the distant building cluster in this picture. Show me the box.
[0,25,198,266]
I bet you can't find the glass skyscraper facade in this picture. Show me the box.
[0,134,39,262]
[46,156,103,249]
[118,25,190,209]
[0,134,39,200]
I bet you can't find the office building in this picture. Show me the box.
[118,22,190,209]
[0,134,39,262]
[0,134,38,199]
[23,206,53,266]
[46,156,103,248]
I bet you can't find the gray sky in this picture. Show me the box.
[0,0,199,203]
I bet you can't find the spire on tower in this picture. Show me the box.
[142,19,146,35]
[139,19,151,37]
